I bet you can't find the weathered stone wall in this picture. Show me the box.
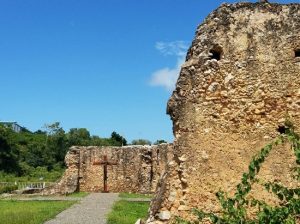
[43,144,173,194]
[147,2,300,223]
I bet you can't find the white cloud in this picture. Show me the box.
[149,57,185,91]
[150,41,188,91]
[155,41,188,57]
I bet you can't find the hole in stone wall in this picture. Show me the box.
[150,165,154,182]
[209,46,222,61]
[277,125,287,134]
[295,49,300,58]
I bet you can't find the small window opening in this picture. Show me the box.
[209,46,222,61]
[295,49,300,58]
[277,125,287,134]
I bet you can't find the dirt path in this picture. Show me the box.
[44,193,119,224]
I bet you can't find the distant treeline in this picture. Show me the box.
[0,122,127,180]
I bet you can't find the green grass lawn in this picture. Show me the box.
[0,200,75,224]
[107,200,150,224]
[119,192,153,199]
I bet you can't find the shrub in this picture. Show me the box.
[0,185,18,194]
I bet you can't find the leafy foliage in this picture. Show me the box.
[0,122,127,180]
[67,128,91,146]
[0,126,19,173]
[154,139,167,145]
[131,139,152,145]
[179,122,300,224]
[111,131,127,146]
[0,184,18,194]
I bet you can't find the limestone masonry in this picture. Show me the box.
[147,2,300,223]
[43,144,173,195]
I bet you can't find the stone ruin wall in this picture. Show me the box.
[43,144,173,195]
[147,2,300,223]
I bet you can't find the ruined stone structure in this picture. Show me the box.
[43,144,173,195]
[147,2,300,223]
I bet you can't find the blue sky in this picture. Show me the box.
[0,0,297,143]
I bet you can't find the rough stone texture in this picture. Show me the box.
[43,149,80,195]
[43,144,173,194]
[147,2,300,223]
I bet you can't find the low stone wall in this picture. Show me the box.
[43,144,173,195]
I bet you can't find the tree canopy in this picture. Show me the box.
[0,122,127,179]
[131,139,152,145]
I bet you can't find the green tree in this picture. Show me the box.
[111,132,127,146]
[154,140,167,145]
[18,131,52,171]
[44,122,63,136]
[0,125,19,173]
[131,139,151,145]
[90,136,111,146]
[67,128,91,146]
[0,121,133,180]
[44,122,68,166]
